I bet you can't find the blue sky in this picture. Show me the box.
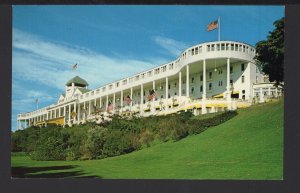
[12,5,284,131]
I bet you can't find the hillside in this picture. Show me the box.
[12,99,283,179]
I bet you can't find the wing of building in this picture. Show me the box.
[16,41,283,129]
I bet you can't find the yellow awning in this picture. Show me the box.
[213,93,224,98]
[232,91,239,95]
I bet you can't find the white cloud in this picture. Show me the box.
[13,28,158,91]
[153,36,190,57]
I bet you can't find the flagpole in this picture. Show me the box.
[218,16,221,41]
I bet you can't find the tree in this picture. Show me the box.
[255,17,284,86]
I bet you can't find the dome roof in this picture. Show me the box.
[66,76,89,87]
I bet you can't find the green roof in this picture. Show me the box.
[78,87,90,94]
[66,76,89,87]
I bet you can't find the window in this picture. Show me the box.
[241,63,245,71]
[207,45,211,52]
[168,94,171,98]
[192,48,195,55]
[230,79,233,86]
[219,81,223,86]
[174,92,177,95]
[211,44,215,51]
[191,77,194,83]
[200,75,203,81]
[209,72,212,79]
[143,91,145,96]
[161,95,163,99]
[182,89,186,94]
[219,69,223,74]
[226,43,229,50]
[209,83,212,90]
[242,75,245,83]
[235,44,238,51]
[174,82,177,87]
[116,82,119,87]
[221,43,225,50]
[230,66,233,74]
[216,44,220,51]
[199,46,202,53]
[195,47,198,54]
[183,80,185,84]
[231,43,234,51]
[200,85,203,92]
[242,90,245,94]
[168,84,171,89]
[143,99,145,104]
[191,87,194,94]
[160,85,164,90]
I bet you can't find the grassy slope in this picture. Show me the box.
[12,99,283,179]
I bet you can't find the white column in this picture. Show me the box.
[259,87,264,103]
[140,84,143,114]
[113,93,116,113]
[68,105,71,124]
[151,81,156,113]
[74,103,77,122]
[268,87,271,96]
[165,77,169,110]
[130,87,133,110]
[63,106,66,125]
[88,100,91,115]
[226,58,231,101]
[179,71,182,97]
[59,108,61,117]
[54,108,57,119]
[152,81,155,102]
[106,95,109,111]
[202,59,207,114]
[165,77,168,99]
[100,97,102,109]
[275,87,278,97]
[121,90,123,111]
[78,103,81,123]
[186,64,189,98]
[17,120,19,130]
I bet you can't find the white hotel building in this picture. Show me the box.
[16,41,282,129]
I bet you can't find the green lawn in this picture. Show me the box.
[12,99,283,179]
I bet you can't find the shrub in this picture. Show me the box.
[139,129,154,147]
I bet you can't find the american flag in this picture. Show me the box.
[72,63,78,70]
[207,20,218,31]
[124,95,132,105]
[147,89,156,101]
[107,102,113,112]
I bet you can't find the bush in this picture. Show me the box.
[12,110,237,161]
[139,129,154,147]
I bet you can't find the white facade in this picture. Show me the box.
[16,40,282,129]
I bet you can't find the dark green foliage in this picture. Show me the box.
[11,110,237,161]
[255,17,284,86]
